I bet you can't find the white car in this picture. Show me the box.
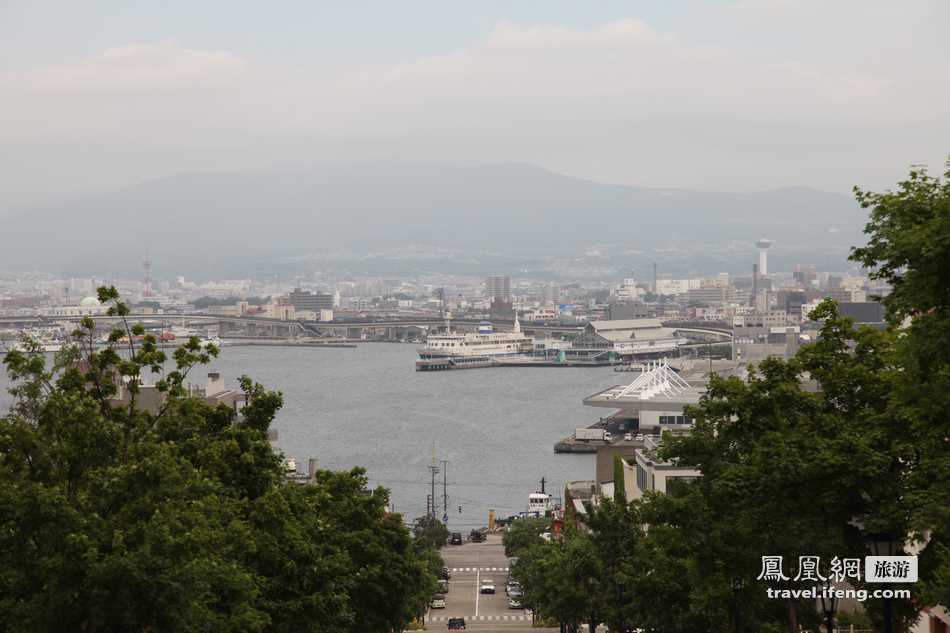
[430,595,446,609]
[603,432,613,442]
[624,433,633,441]
[479,580,495,594]
[508,596,522,609]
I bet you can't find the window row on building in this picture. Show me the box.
[658,415,692,425]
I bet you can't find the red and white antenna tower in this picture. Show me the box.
[142,252,153,297]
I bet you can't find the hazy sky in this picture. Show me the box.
[1,0,947,209]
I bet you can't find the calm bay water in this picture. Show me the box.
[0,343,622,531]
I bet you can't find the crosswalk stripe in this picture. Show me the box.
[426,615,529,622]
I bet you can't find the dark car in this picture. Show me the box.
[450,532,463,545]
[447,617,466,630]
[439,567,451,580]
[470,529,485,543]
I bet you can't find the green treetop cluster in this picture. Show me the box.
[510,161,950,633]
[0,286,437,633]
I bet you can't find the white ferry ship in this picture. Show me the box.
[416,317,535,371]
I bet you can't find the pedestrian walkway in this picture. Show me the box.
[449,566,510,572]
[426,614,531,622]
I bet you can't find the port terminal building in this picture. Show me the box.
[567,360,705,514]
[567,319,687,361]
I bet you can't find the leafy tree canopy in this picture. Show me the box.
[502,516,550,558]
[0,287,434,633]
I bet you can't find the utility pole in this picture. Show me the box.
[428,444,440,521]
[428,465,440,520]
[440,460,449,525]
[540,476,546,494]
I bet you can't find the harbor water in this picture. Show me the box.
[0,343,621,531]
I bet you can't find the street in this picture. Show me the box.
[428,533,556,631]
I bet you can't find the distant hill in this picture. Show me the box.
[1,162,867,278]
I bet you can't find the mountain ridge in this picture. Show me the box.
[2,162,867,278]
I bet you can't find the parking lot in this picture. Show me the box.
[427,533,537,629]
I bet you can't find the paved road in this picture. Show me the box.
[428,533,549,631]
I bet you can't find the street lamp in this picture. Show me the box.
[865,532,898,633]
[731,577,746,633]
[819,578,838,633]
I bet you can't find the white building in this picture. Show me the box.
[630,434,701,499]
[615,278,643,302]
[656,278,702,296]
[570,319,687,359]
[583,360,704,499]
[41,296,109,317]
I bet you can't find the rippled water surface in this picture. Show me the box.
[1,343,623,530]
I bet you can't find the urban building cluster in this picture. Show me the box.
[0,242,890,354]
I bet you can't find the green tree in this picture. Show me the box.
[512,534,596,633]
[0,287,434,633]
[412,514,449,550]
[510,163,949,633]
[612,454,627,504]
[586,497,641,633]
[851,160,950,610]
[656,299,923,632]
[503,516,550,558]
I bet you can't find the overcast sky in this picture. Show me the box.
[1,0,947,209]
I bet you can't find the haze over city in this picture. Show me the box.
[2,1,949,279]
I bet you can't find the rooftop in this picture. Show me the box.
[587,318,663,331]
[584,358,706,406]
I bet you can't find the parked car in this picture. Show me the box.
[439,567,451,580]
[447,617,466,630]
[438,579,449,593]
[430,594,446,609]
[624,432,633,441]
[603,431,613,442]
[450,532,463,545]
[479,580,495,594]
[506,581,522,597]
[470,529,485,542]
[508,596,523,609]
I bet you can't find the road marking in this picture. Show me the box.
[425,615,530,622]
[474,567,480,617]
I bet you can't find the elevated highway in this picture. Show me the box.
[1,314,732,341]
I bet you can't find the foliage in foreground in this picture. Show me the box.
[513,161,950,633]
[0,288,436,633]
